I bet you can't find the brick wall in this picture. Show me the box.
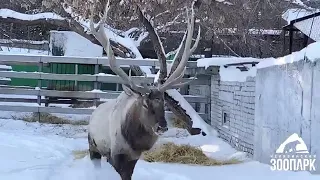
[211,74,255,156]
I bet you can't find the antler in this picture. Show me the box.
[89,0,151,94]
[158,1,201,92]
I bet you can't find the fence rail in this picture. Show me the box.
[0,54,210,122]
[0,54,197,67]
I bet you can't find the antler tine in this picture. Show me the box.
[159,3,199,91]
[190,26,201,56]
[166,29,188,75]
[169,74,197,90]
[166,7,194,82]
[90,0,150,94]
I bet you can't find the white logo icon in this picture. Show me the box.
[270,133,316,172]
[275,133,309,154]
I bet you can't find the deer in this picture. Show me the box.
[87,0,200,179]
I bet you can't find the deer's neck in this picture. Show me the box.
[121,102,158,153]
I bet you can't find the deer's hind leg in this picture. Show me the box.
[88,133,102,168]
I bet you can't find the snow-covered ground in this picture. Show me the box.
[0,46,49,55]
[0,116,319,180]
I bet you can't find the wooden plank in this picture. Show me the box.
[40,73,96,81]
[0,54,41,63]
[98,58,158,67]
[0,87,209,103]
[0,97,38,103]
[0,71,150,83]
[0,71,209,85]
[39,90,97,99]
[0,105,39,112]
[0,105,93,115]
[0,95,207,104]
[0,71,41,79]
[0,85,36,89]
[41,55,98,64]
[0,54,198,68]
[0,104,209,120]
[0,87,40,96]
[182,95,209,103]
[38,106,93,114]
[97,75,154,84]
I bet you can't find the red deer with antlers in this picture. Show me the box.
[87,1,200,179]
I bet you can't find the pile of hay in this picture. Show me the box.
[17,112,88,125]
[72,143,241,166]
[143,142,241,166]
[171,117,188,129]
[72,149,89,160]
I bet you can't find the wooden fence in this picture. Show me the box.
[0,54,211,121]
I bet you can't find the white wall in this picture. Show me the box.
[254,59,320,173]
[211,74,255,156]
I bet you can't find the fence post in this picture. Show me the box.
[75,64,78,90]
[37,62,43,106]
[94,64,99,107]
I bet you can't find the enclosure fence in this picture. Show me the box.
[0,54,211,121]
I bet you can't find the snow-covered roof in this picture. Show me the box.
[197,57,271,82]
[197,57,264,69]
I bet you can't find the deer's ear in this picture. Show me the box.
[122,84,138,96]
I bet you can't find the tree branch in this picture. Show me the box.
[137,7,167,84]
[0,15,135,58]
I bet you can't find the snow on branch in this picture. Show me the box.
[137,7,168,81]
[0,9,64,21]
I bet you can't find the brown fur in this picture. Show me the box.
[121,96,159,153]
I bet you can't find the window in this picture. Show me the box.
[223,112,227,124]
[222,110,230,127]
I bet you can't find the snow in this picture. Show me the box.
[197,56,266,69]
[257,41,320,69]
[293,14,320,42]
[0,118,319,179]
[123,28,149,47]
[282,8,315,24]
[0,65,12,70]
[50,31,103,57]
[0,9,64,21]
[104,27,152,75]
[0,39,48,45]
[0,47,49,55]
[166,89,218,136]
[0,77,10,81]
[215,28,282,35]
[219,66,257,82]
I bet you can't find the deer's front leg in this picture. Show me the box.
[110,154,138,180]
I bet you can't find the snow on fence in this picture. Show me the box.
[0,54,210,121]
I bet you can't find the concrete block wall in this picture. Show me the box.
[211,74,255,156]
[254,59,320,173]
